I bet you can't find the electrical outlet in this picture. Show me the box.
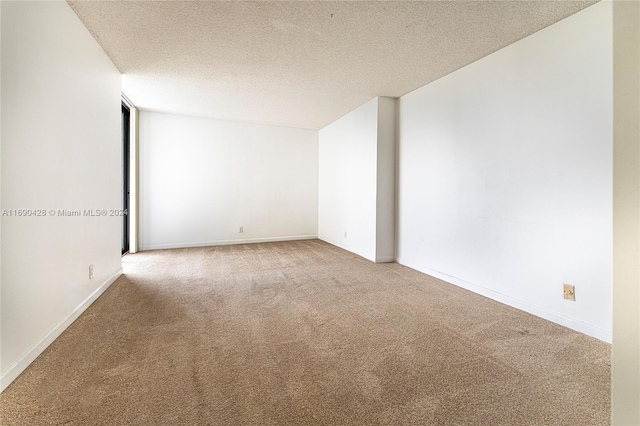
[563,284,575,301]
[239,226,244,233]
[344,231,347,238]
[89,265,94,280]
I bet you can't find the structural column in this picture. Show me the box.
[612,0,640,423]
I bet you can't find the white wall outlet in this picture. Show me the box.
[344,231,347,238]
[89,265,94,280]
[239,226,244,233]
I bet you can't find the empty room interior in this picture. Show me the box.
[1,0,639,425]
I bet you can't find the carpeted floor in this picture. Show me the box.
[0,240,610,425]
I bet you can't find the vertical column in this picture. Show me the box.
[375,97,397,263]
[612,0,640,423]
[129,107,139,253]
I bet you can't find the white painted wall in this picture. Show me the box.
[397,2,613,341]
[1,1,122,390]
[319,98,378,260]
[318,97,396,262]
[138,111,318,250]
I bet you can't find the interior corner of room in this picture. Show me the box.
[1,0,638,423]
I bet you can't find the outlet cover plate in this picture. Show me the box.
[563,284,575,301]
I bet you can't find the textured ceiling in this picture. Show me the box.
[68,1,598,130]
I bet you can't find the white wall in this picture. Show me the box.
[397,2,613,341]
[138,111,318,250]
[318,97,396,262]
[1,1,122,390]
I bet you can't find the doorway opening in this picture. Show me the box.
[122,103,130,255]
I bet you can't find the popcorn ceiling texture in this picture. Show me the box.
[68,1,598,129]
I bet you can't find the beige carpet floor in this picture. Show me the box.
[1,239,610,425]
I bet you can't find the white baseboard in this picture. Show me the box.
[319,239,392,264]
[0,268,123,392]
[395,256,611,343]
[317,237,377,263]
[139,235,317,251]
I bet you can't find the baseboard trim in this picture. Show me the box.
[0,268,123,392]
[139,235,317,251]
[375,256,394,263]
[395,256,611,343]
[317,237,377,262]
